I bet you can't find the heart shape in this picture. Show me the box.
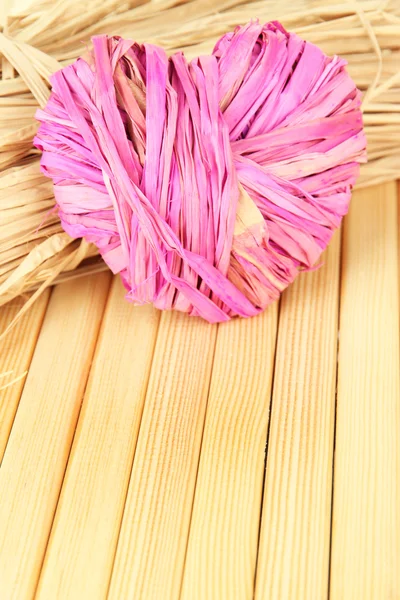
[35,21,366,322]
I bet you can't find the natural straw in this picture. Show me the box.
[0,0,398,321]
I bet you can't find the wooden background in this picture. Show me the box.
[0,181,399,599]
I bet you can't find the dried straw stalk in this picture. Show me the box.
[0,0,399,319]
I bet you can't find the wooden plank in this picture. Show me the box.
[0,273,110,600]
[36,277,160,600]
[107,311,218,600]
[0,289,50,461]
[180,305,278,599]
[330,183,400,599]
[254,231,341,599]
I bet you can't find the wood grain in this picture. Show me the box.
[180,305,278,600]
[0,273,110,600]
[36,277,160,600]
[0,289,50,461]
[254,231,341,600]
[0,185,399,598]
[330,183,400,599]
[107,311,217,600]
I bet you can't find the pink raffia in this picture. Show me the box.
[34,21,367,323]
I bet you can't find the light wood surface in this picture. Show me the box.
[330,182,400,599]
[108,311,217,600]
[0,182,399,600]
[181,305,278,600]
[0,274,110,599]
[36,278,160,599]
[255,231,341,600]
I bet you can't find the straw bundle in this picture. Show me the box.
[0,0,399,319]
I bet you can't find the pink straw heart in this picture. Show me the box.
[34,21,367,323]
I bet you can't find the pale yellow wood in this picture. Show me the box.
[0,186,398,598]
[330,183,400,599]
[0,273,110,600]
[0,289,50,460]
[180,305,278,600]
[254,231,341,600]
[107,311,217,600]
[35,277,160,600]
